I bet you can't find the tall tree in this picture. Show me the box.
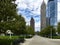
[26,26,35,35]
[0,0,26,35]
[0,0,17,22]
[57,22,60,34]
[0,0,17,33]
[40,26,56,37]
[11,15,26,35]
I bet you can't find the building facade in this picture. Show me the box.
[30,17,35,30]
[46,0,57,26]
[41,0,46,30]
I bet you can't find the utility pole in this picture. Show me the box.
[51,28,52,39]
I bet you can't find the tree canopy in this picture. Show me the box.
[57,22,60,34]
[26,26,35,35]
[40,26,56,37]
[0,0,26,35]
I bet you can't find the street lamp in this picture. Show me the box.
[6,30,13,39]
[51,28,52,39]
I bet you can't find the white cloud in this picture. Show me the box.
[16,0,60,31]
[58,2,60,22]
[35,22,40,31]
[15,0,50,31]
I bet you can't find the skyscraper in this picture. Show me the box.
[46,0,57,26]
[41,0,46,30]
[30,17,35,30]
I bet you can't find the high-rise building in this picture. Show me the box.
[41,0,46,30]
[46,0,57,26]
[30,17,35,30]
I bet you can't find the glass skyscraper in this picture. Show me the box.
[46,0,57,26]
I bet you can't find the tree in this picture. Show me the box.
[40,26,56,37]
[26,26,35,35]
[57,22,60,34]
[0,0,17,33]
[0,0,26,35]
[35,31,40,35]
[11,15,26,35]
[0,0,17,22]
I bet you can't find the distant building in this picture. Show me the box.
[41,0,46,30]
[30,17,35,30]
[46,0,57,26]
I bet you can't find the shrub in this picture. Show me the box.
[25,35,33,38]
[0,36,20,45]
[53,36,60,39]
[0,39,13,45]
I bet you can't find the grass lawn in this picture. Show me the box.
[0,36,19,39]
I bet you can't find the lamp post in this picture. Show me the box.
[51,28,52,39]
[6,30,13,39]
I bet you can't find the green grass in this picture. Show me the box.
[52,36,60,39]
[0,36,19,39]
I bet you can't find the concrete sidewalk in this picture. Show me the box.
[20,35,60,45]
[20,38,33,45]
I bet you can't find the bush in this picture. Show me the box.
[0,39,13,45]
[0,36,20,45]
[25,35,33,38]
[0,35,33,45]
[53,36,60,39]
[20,35,33,38]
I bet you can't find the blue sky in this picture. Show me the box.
[15,0,60,31]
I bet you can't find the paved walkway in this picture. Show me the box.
[20,35,60,45]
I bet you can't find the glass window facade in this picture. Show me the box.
[47,0,57,26]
